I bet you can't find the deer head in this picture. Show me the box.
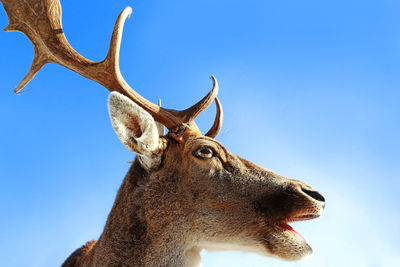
[106,92,325,263]
[1,0,325,265]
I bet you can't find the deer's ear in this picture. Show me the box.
[108,92,160,156]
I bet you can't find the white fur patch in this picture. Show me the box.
[199,240,274,258]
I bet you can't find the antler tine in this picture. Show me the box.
[156,99,165,136]
[101,7,181,129]
[172,75,219,123]
[205,97,223,138]
[1,0,181,129]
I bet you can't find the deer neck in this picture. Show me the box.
[87,159,201,267]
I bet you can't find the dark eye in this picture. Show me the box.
[194,147,215,159]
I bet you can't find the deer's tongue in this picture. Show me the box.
[279,223,307,243]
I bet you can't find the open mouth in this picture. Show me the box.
[277,213,321,243]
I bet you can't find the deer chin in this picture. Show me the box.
[261,213,321,261]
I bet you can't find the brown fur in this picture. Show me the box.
[63,130,325,266]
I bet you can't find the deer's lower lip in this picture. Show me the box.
[276,213,320,243]
[277,222,307,243]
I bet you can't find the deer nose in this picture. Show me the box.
[301,188,325,203]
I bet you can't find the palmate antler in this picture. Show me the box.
[0,0,222,137]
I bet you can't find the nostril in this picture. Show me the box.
[302,188,325,202]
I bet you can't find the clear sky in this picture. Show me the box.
[1,0,399,266]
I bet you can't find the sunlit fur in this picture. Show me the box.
[62,94,325,267]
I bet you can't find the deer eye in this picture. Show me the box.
[194,146,215,159]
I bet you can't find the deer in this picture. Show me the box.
[1,0,326,266]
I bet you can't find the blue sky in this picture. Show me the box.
[1,0,399,266]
